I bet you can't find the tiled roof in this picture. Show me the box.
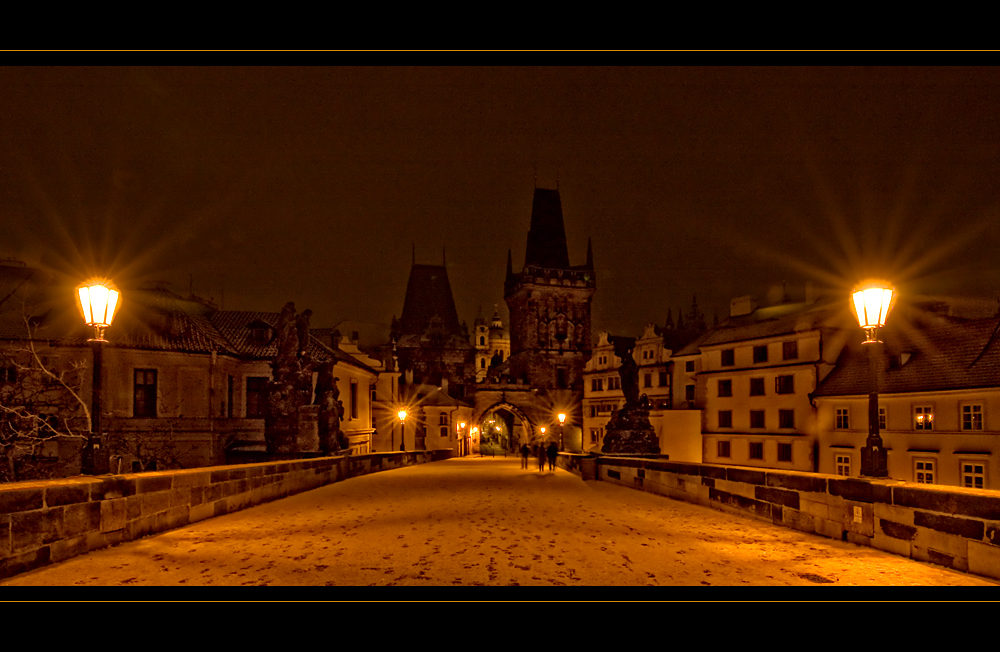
[814,308,1000,397]
[698,301,843,347]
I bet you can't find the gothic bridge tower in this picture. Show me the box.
[504,187,596,392]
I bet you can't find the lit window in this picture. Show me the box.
[836,408,850,429]
[914,459,935,484]
[914,406,934,430]
[962,404,983,431]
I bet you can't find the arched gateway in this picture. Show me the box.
[472,387,581,454]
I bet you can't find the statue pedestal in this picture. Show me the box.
[296,405,320,453]
[601,407,660,456]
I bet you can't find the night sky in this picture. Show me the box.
[4,66,1000,338]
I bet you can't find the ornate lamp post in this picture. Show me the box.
[77,279,121,476]
[852,281,894,478]
[397,409,407,452]
[557,412,566,451]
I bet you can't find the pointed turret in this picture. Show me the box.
[585,237,593,270]
[524,188,570,270]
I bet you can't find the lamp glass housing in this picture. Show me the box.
[78,281,121,329]
[852,283,893,330]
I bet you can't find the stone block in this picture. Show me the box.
[845,531,871,547]
[842,501,874,537]
[799,497,830,521]
[169,487,191,509]
[11,509,61,552]
[172,471,212,488]
[50,534,90,564]
[913,524,969,561]
[873,502,914,527]
[715,478,757,501]
[135,475,173,494]
[781,508,815,534]
[913,510,984,541]
[756,486,800,510]
[1,515,9,556]
[814,517,843,541]
[126,495,142,519]
[94,476,136,500]
[765,471,827,494]
[726,467,766,486]
[0,545,50,580]
[872,526,912,558]
[61,502,101,539]
[101,498,127,533]
[141,491,172,517]
[0,486,43,515]
[968,541,1000,581]
[877,518,917,542]
[190,503,214,523]
[44,482,93,508]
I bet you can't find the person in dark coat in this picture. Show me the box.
[537,444,546,472]
[546,442,558,471]
[520,443,530,469]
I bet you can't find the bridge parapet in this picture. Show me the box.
[557,453,1000,582]
[0,450,449,581]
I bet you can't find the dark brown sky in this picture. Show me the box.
[3,65,1000,337]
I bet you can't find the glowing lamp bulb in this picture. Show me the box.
[397,410,407,422]
[558,413,566,424]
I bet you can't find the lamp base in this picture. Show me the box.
[861,443,888,478]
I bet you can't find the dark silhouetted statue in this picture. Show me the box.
[601,335,660,456]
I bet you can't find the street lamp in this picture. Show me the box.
[558,412,566,451]
[852,281,894,478]
[397,409,407,452]
[458,422,466,456]
[77,279,121,475]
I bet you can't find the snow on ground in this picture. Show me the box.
[2,456,996,589]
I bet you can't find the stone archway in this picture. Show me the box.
[476,401,535,455]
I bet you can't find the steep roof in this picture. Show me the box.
[523,187,570,270]
[397,263,464,338]
[814,309,1000,397]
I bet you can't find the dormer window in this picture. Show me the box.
[247,319,274,346]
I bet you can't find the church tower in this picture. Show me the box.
[504,187,595,390]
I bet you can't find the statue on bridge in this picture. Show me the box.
[601,335,660,456]
[266,302,321,455]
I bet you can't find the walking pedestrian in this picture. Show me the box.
[546,442,558,472]
[537,444,545,472]
[520,443,530,469]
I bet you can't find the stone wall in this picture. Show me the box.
[0,450,449,580]
[560,454,1000,582]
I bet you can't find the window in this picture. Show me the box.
[775,375,794,394]
[914,459,935,484]
[608,376,620,390]
[643,373,652,388]
[749,442,764,460]
[658,371,667,387]
[835,454,851,476]
[480,336,485,345]
[481,359,486,369]
[779,409,795,429]
[753,345,768,363]
[777,443,792,462]
[134,369,157,418]
[879,406,886,430]
[782,340,798,360]
[721,349,735,366]
[246,376,268,418]
[750,410,765,428]
[685,360,695,372]
[591,378,603,392]
[590,429,601,444]
[914,406,934,430]
[961,461,986,489]
[349,380,358,420]
[962,404,983,431]
[718,379,732,397]
[685,385,695,402]
[718,410,732,428]
[227,375,234,418]
[439,412,449,426]
[836,408,850,429]
[717,440,731,458]
[749,377,765,396]
[556,367,567,389]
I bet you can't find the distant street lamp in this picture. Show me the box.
[558,412,566,451]
[852,281,894,478]
[458,421,466,456]
[77,279,121,476]
[397,409,407,452]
